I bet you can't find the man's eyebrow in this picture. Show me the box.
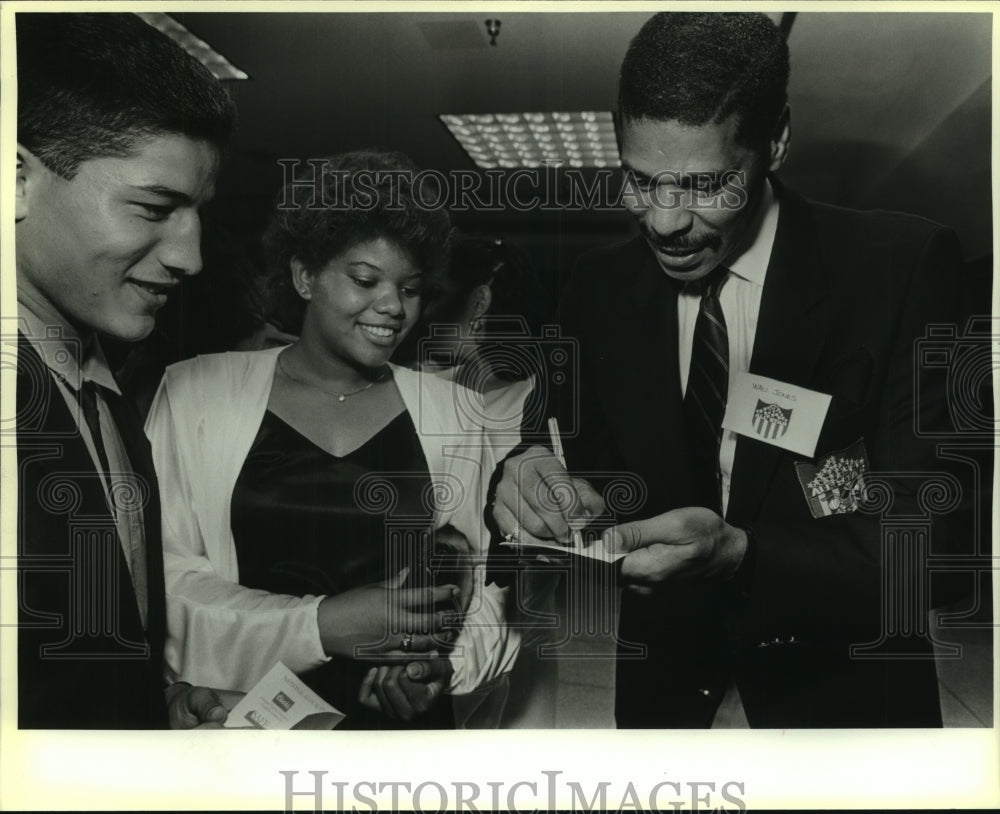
[129,184,193,205]
[677,171,728,190]
[621,166,733,187]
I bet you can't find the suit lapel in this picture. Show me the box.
[609,242,699,511]
[17,334,160,646]
[104,389,166,654]
[727,186,834,522]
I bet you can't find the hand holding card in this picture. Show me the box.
[499,527,626,563]
[224,662,344,730]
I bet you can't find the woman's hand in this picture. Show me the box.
[358,653,454,721]
[317,568,460,659]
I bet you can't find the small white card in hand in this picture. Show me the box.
[501,533,626,564]
[224,662,344,730]
[722,373,832,457]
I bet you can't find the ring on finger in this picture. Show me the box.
[503,524,520,545]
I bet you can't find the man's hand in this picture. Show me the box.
[359,653,453,722]
[492,446,605,545]
[165,683,244,729]
[605,507,748,594]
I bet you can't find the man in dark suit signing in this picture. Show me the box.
[492,12,976,727]
[14,13,239,728]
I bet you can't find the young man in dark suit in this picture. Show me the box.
[492,12,977,727]
[14,13,239,728]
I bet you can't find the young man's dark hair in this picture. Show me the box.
[618,12,790,148]
[17,12,237,179]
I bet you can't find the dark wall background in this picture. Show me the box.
[166,11,991,338]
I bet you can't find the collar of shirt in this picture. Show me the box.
[722,178,779,289]
[17,281,122,396]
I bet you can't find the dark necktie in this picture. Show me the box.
[71,376,149,624]
[683,266,730,513]
[74,380,117,519]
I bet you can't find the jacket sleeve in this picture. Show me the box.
[145,362,330,691]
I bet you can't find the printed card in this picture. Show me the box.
[224,662,345,730]
[722,372,832,457]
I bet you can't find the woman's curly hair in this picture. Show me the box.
[262,150,452,333]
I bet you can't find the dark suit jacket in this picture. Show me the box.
[17,334,168,728]
[553,184,976,728]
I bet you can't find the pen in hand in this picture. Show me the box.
[547,417,584,550]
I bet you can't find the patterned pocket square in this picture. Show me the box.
[794,438,869,518]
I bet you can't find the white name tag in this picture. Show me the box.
[722,373,832,457]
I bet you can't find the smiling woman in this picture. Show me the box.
[144,150,524,729]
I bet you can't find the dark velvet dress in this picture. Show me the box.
[230,408,455,729]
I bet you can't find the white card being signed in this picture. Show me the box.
[224,662,344,730]
[722,373,832,457]
[501,533,626,564]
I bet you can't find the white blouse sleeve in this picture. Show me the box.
[447,574,519,695]
[146,358,330,691]
[431,377,537,698]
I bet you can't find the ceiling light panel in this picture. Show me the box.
[137,12,249,80]
[440,112,620,169]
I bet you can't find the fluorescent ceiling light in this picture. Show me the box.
[137,13,249,80]
[441,112,620,169]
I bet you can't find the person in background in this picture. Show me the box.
[15,12,240,728]
[145,151,521,728]
[399,235,549,391]
[401,235,559,726]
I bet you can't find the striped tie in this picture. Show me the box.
[683,266,730,513]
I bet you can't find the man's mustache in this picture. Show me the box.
[642,228,723,255]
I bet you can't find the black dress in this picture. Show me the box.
[230,408,455,729]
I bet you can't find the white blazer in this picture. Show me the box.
[145,347,528,705]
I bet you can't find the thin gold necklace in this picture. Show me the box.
[277,353,388,403]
